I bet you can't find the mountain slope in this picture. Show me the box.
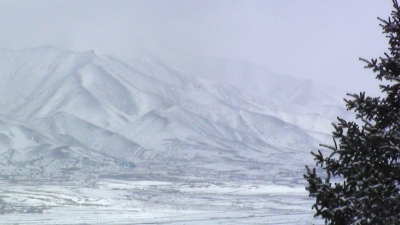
[151,52,346,107]
[0,46,349,181]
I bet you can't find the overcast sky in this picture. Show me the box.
[0,0,393,95]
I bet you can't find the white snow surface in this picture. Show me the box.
[0,46,351,224]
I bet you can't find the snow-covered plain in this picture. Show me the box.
[0,47,350,224]
[0,179,318,224]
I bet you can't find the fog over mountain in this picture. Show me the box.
[0,0,391,223]
[0,46,351,224]
[0,46,348,174]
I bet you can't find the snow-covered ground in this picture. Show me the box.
[0,177,322,224]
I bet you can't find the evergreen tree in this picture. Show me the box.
[304,1,400,224]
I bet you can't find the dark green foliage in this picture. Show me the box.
[304,1,400,224]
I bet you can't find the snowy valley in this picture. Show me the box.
[0,47,351,224]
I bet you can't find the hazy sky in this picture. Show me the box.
[0,0,393,95]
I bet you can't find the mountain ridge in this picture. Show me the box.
[0,46,349,182]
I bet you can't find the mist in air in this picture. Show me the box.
[0,0,391,96]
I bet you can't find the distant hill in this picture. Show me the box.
[0,46,350,182]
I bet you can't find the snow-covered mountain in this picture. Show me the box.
[0,46,350,182]
[150,51,347,107]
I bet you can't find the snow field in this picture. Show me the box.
[0,178,322,224]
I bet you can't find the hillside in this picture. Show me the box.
[0,46,351,182]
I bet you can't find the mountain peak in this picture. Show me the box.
[0,47,348,183]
